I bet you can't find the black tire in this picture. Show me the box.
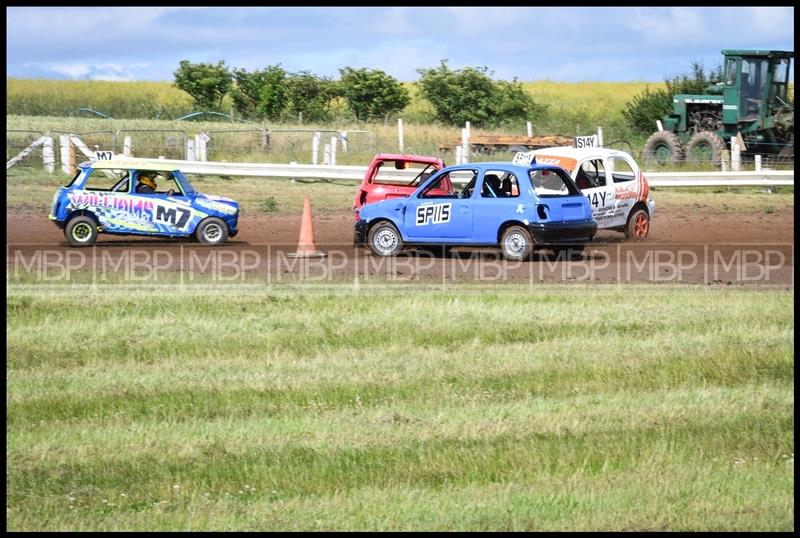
[65,215,98,247]
[686,131,726,167]
[195,217,229,245]
[625,208,650,241]
[643,131,685,165]
[500,225,533,261]
[367,221,404,257]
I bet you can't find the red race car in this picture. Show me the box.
[353,154,445,219]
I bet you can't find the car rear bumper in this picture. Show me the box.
[526,219,597,245]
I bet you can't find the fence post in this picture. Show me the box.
[461,128,469,163]
[656,120,663,132]
[754,154,762,172]
[455,145,463,165]
[123,136,133,157]
[186,138,196,161]
[298,111,303,124]
[465,121,470,139]
[42,136,55,173]
[597,127,604,147]
[731,141,741,172]
[526,121,532,137]
[330,135,337,166]
[398,118,404,152]
[312,132,320,165]
[59,135,74,175]
[323,143,331,166]
[262,128,271,152]
[340,131,348,153]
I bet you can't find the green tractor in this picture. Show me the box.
[643,50,793,167]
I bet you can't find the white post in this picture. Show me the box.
[186,138,196,161]
[330,135,337,166]
[42,136,55,173]
[731,141,741,172]
[597,127,604,147]
[123,136,133,157]
[200,132,210,161]
[59,135,72,175]
[397,118,404,152]
[312,132,320,165]
[340,131,348,153]
[465,121,470,139]
[461,128,469,163]
[455,145,463,165]
[526,121,532,137]
[656,120,663,132]
[323,143,331,166]
[754,154,762,172]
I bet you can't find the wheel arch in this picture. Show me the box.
[196,215,232,235]
[366,217,404,239]
[497,220,530,245]
[65,209,100,226]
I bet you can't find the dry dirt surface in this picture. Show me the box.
[6,207,794,288]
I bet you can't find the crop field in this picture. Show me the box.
[5,283,794,531]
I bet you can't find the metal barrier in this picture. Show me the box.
[109,156,794,186]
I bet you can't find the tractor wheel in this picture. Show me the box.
[642,131,685,166]
[686,131,727,167]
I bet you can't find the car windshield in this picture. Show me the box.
[372,160,438,187]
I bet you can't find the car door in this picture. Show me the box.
[130,170,193,236]
[470,169,523,244]
[403,168,476,241]
[576,158,616,228]
[607,155,640,228]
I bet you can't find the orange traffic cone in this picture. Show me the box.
[287,196,326,258]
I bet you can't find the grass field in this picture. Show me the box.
[5,283,794,531]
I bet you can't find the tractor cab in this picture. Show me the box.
[719,50,793,123]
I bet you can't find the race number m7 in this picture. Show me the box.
[155,204,191,228]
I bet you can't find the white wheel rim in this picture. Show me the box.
[504,232,527,256]
[373,228,398,254]
[204,223,222,242]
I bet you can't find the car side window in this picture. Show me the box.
[481,170,519,198]
[529,168,580,196]
[84,168,130,192]
[577,159,606,188]
[420,169,476,199]
[610,157,636,183]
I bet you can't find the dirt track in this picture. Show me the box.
[6,207,794,287]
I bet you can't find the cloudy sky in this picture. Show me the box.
[6,6,795,82]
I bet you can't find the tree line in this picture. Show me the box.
[173,59,546,128]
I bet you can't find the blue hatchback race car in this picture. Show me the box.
[355,161,597,261]
[49,158,239,247]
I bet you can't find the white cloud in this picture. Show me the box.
[45,63,92,78]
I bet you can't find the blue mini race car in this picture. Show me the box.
[49,159,239,246]
[354,161,597,261]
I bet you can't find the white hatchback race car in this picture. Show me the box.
[523,146,655,240]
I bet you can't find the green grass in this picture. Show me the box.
[5,283,794,530]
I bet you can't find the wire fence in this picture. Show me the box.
[5,126,794,174]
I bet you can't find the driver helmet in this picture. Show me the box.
[139,171,157,190]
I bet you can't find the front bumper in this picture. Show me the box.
[526,219,598,245]
[354,219,369,245]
